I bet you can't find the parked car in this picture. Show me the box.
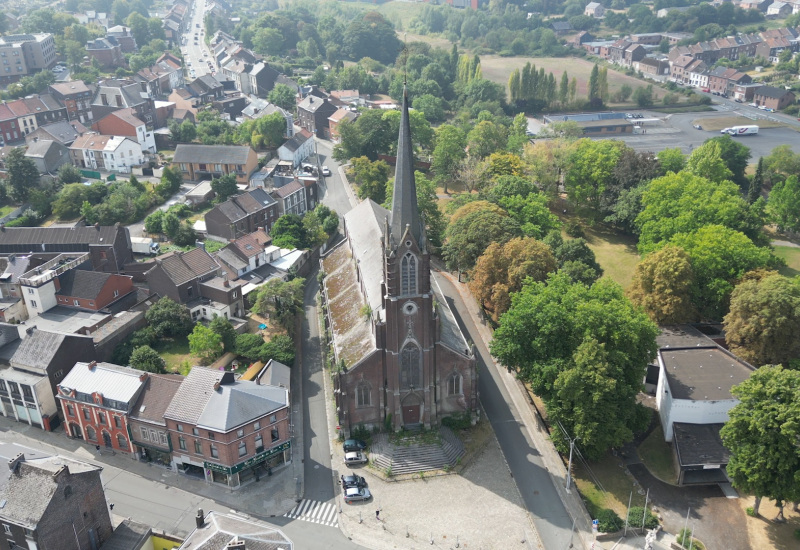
[343,487,372,503]
[341,474,367,489]
[344,451,368,466]
[701,88,710,93]
[322,166,332,176]
[734,98,743,103]
[343,439,367,452]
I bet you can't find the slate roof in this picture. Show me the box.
[56,269,112,300]
[164,368,288,432]
[129,373,184,425]
[10,329,67,373]
[0,226,121,249]
[24,139,59,159]
[259,359,290,389]
[279,132,309,153]
[59,362,146,404]
[673,422,730,466]
[150,247,219,285]
[99,519,152,550]
[550,21,573,31]
[215,248,249,272]
[755,85,794,99]
[30,120,88,145]
[274,179,303,198]
[210,189,276,223]
[297,95,332,113]
[173,144,253,164]
[49,81,93,97]
[343,199,389,317]
[180,511,293,550]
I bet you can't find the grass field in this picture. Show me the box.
[0,205,15,218]
[581,223,641,289]
[155,338,197,374]
[774,245,800,277]
[573,451,648,518]
[480,56,672,103]
[692,115,788,132]
[638,425,677,484]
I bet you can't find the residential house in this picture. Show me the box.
[636,56,671,76]
[185,180,215,207]
[18,253,134,316]
[241,98,293,137]
[69,133,145,173]
[91,80,156,129]
[296,95,337,138]
[26,120,88,146]
[707,66,752,95]
[92,108,156,153]
[733,82,763,102]
[164,368,291,488]
[277,129,314,167]
[767,1,793,16]
[49,81,95,124]
[85,37,125,69]
[129,374,184,466]
[204,188,280,241]
[756,35,795,61]
[657,5,693,16]
[24,139,69,174]
[686,60,710,88]
[328,108,357,143]
[630,33,664,45]
[654,326,753,485]
[0,225,133,273]
[752,85,796,109]
[0,451,113,550]
[329,89,361,107]
[550,21,573,34]
[58,361,148,453]
[144,247,245,320]
[272,179,309,217]
[179,511,292,549]
[0,327,96,431]
[570,30,595,47]
[0,256,32,323]
[0,103,22,144]
[168,87,200,113]
[212,96,248,120]
[187,75,225,104]
[172,144,258,184]
[135,53,185,100]
[213,229,272,280]
[585,1,605,17]
[106,25,138,53]
[6,96,68,136]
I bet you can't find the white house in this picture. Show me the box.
[102,136,144,173]
[277,130,314,167]
[585,1,605,17]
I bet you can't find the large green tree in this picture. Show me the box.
[431,124,467,194]
[270,214,309,249]
[724,272,800,367]
[685,141,733,184]
[491,273,658,459]
[252,278,305,336]
[565,139,626,215]
[351,156,390,204]
[211,173,238,202]
[189,324,224,365]
[145,297,193,338]
[268,83,297,112]
[129,345,167,373]
[767,175,800,233]
[5,148,40,202]
[627,245,696,324]
[442,201,521,273]
[720,365,800,519]
[209,315,237,353]
[703,134,751,190]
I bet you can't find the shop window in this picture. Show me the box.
[271,428,279,442]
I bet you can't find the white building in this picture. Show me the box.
[102,135,144,173]
[277,130,314,168]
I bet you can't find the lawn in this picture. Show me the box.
[0,205,15,218]
[581,224,641,289]
[573,451,648,518]
[154,338,198,374]
[774,245,800,278]
[480,56,672,103]
[638,425,677,484]
[692,115,788,132]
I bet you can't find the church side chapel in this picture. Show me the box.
[322,87,477,435]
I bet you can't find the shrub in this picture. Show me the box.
[677,528,706,550]
[627,506,659,529]
[596,509,623,533]
[351,424,371,444]
[565,220,585,238]
[441,412,472,431]
[746,506,757,517]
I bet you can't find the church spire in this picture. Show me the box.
[390,85,423,248]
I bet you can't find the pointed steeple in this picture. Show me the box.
[390,86,423,248]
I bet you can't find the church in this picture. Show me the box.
[322,89,478,434]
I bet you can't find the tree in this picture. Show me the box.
[704,134,751,190]
[412,94,445,123]
[565,139,626,215]
[657,148,685,174]
[144,210,165,234]
[252,278,305,336]
[155,166,183,198]
[5,148,40,202]
[632,85,654,108]
[748,157,764,204]
[469,237,557,320]
[685,140,733,184]
[442,201,521,273]
[333,109,392,162]
[627,245,696,324]
[145,297,193,338]
[588,63,600,102]
[720,365,800,519]
[235,333,265,362]
[546,233,604,286]
[129,345,167,373]
[162,211,180,239]
[57,164,83,185]
[351,156,390,203]
[724,273,800,367]
[431,124,467,194]
[209,315,237,353]
[269,83,297,111]
[466,120,507,160]
[53,184,88,220]
[261,333,296,365]
[667,225,778,320]
[497,192,561,240]
[490,273,658,459]
[271,214,308,249]
[189,324,224,364]
[211,173,237,202]
[767,175,800,233]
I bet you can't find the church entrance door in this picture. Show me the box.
[403,404,420,425]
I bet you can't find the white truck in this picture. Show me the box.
[721,125,759,136]
[131,237,160,255]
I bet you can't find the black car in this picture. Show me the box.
[341,474,367,489]
[343,439,367,452]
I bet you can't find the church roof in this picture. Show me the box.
[389,86,423,248]
[345,200,389,317]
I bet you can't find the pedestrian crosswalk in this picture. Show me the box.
[284,499,339,528]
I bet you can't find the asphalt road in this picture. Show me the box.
[181,0,216,79]
[315,139,354,218]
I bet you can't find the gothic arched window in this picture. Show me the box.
[356,383,371,407]
[447,372,463,396]
[400,342,421,390]
[401,253,417,296]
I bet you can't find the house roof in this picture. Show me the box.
[297,95,334,114]
[71,133,112,151]
[149,247,219,286]
[231,230,271,258]
[31,121,88,145]
[173,144,253,165]
[209,189,276,223]
[98,519,152,550]
[186,179,214,198]
[99,107,145,129]
[10,328,69,373]
[164,368,288,432]
[57,269,113,300]
[258,359,290,389]
[129,373,184,425]
[279,132,310,153]
[660,347,753,401]
[755,85,794,99]
[24,139,60,159]
[341,199,389,318]
[179,511,292,550]
[274,179,303,198]
[586,1,602,8]
[329,108,357,123]
[673,422,730,467]
[550,21,573,30]
[215,248,249,272]
[0,225,121,249]
[59,361,146,404]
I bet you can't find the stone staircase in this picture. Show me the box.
[369,427,465,476]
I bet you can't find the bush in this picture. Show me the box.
[746,506,757,517]
[351,424,371,444]
[677,528,706,550]
[627,506,659,529]
[441,412,472,431]
[596,509,623,533]
[565,220,585,238]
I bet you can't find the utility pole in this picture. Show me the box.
[565,433,580,492]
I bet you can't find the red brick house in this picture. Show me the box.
[85,37,124,69]
[164,368,290,488]
[48,81,95,125]
[53,269,135,311]
[752,85,796,110]
[58,361,149,454]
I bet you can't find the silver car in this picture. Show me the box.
[344,451,367,466]
[344,486,372,503]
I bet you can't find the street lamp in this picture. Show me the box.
[565,435,580,492]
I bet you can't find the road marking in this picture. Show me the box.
[284,499,338,528]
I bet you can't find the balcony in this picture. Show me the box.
[18,253,90,287]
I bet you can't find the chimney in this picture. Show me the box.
[213,379,221,391]
[8,453,25,472]
[195,509,205,529]
[223,280,229,288]
[25,326,35,336]
[87,360,97,370]
[95,222,100,230]
[196,241,206,251]
[226,541,245,550]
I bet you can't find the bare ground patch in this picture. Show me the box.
[692,115,789,132]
